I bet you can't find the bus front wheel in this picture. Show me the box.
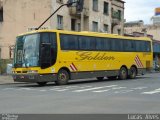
[56,69,69,85]
[119,67,128,80]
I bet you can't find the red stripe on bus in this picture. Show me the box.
[70,65,75,71]
[71,63,78,71]
[136,55,143,67]
[135,57,141,67]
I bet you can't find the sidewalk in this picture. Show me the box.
[0,75,15,85]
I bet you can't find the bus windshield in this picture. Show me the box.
[14,33,40,67]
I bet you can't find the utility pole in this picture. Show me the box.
[36,1,78,30]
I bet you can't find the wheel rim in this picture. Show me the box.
[120,67,127,79]
[59,73,67,81]
[121,69,127,78]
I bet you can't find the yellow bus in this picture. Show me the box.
[12,30,153,86]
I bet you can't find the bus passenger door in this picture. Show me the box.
[40,33,52,69]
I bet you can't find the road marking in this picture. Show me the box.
[131,87,147,90]
[142,88,160,94]
[73,85,117,92]
[112,87,126,90]
[50,88,63,90]
[39,89,47,92]
[93,87,126,93]
[50,88,69,91]
[54,89,68,92]
[64,86,79,88]
[3,88,15,90]
[16,88,35,91]
[114,90,134,94]
[78,86,93,89]
[93,89,110,93]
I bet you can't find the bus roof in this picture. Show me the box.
[17,29,152,41]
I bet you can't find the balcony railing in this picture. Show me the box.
[69,7,89,17]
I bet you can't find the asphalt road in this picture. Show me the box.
[0,73,160,114]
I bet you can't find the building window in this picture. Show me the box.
[118,10,121,20]
[104,24,108,32]
[104,2,109,15]
[57,15,63,30]
[71,19,76,31]
[0,7,3,22]
[93,0,98,11]
[92,21,98,32]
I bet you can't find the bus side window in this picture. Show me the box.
[145,41,151,52]
[123,40,136,52]
[136,41,146,52]
[111,39,120,51]
[79,36,88,50]
[60,34,78,50]
[68,35,78,50]
[96,37,105,51]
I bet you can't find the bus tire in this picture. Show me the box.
[119,67,128,80]
[129,66,137,79]
[37,82,47,86]
[56,69,69,85]
[97,77,104,81]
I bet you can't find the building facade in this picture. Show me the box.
[0,0,124,59]
[124,20,160,69]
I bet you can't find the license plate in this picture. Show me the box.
[20,76,24,79]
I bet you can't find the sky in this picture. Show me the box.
[124,0,160,24]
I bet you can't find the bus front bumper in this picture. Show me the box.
[12,73,57,83]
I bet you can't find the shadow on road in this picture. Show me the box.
[14,76,148,88]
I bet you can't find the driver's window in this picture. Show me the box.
[41,33,50,43]
[41,33,51,69]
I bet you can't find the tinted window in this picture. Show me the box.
[96,37,111,51]
[40,32,57,69]
[60,34,151,52]
[123,40,136,51]
[41,33,50,43]
[79,36,96,50]
[110,39,123,51]
[60,34,78,50]
[145,41,151,52]
[50,33,57,65]
[50,33,57,49]
[136,41,144,52]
